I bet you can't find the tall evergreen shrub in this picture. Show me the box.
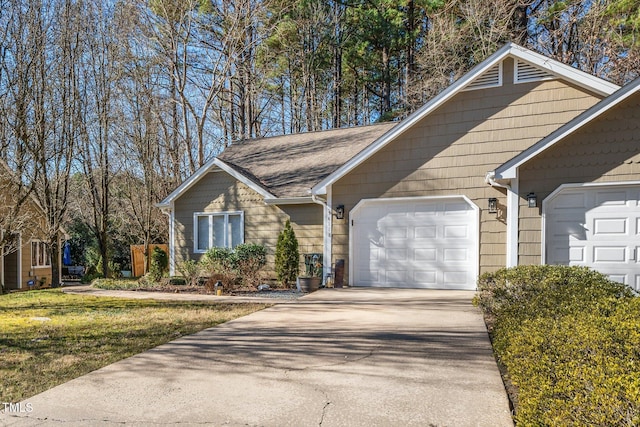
[275,220,299,287]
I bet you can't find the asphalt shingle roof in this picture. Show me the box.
[217,122,397,198]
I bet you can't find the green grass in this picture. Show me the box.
[0,289,268,402]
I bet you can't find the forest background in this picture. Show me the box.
[0,0,638,284]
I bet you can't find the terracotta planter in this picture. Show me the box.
[297,277,321,293]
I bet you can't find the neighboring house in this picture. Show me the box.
[0,162,57,291]
[160,42,640,291]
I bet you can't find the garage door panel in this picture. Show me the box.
[444,248,468,262]
[413,271,437,285]
[415,226,437,239]
[444,201,472,214]
[444,225,469,238]
[443,271,468,286]
[595,190,628,206]
[546,185,640,287]
[352,197,478,290]
[414,248,436,261]
[609,274,627,284]
[553,192,587,209]
[386,270,407,283]
[593,246,627,263]
[593,218,627,235]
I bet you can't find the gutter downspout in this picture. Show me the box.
[311,193,331,286]
[485,171,519,268]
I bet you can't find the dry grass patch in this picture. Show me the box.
[0,289,269,402]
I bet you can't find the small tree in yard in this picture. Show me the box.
[149,247,168,282]
[275,220,299,287]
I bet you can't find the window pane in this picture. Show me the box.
[229,215,243,247]
[197,217,210,251]
[32,242,37,266]
[213,216,225,247]
[39,242,46,266]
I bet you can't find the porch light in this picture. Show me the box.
[527,193,537,208]
[488,198,498,214]
[335,205,345,220]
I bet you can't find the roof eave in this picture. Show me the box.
[264,197,314,205]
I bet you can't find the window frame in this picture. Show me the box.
[31,240,51,268]
[193,211,244,253]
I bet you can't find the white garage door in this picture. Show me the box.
[545,184,640,291]
[351,197,478,290]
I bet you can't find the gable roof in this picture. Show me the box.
[157,122,397,208]
[493,76,640,180]
[311,42,620,195]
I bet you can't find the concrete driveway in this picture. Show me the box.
[1,288,513,426]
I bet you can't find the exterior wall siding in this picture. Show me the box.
[518,95,640,265]
[173,170,323,279]
[0,177,52,289]
[331,58,604,284]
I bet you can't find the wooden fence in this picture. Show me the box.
[130,244,168,277]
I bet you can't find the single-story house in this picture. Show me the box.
[159,42,640,291]
[0,161,58,290]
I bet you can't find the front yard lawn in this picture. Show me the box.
[0,290,268,402]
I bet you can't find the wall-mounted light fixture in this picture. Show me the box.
[527,192,537,208]
[488,198,498,214]
[335,205,345,220]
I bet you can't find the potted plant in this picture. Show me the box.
[297,253,323,293]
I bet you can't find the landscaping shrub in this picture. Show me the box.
[475,265,640,426]
[200,244,267,290]
[275,220,299,287]
[149,247,168,281]
[92,278,146,290]
[176,259,202,287]
[234,243,267,287]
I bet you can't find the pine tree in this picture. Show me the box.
[275,220,300,287]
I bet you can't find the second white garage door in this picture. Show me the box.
[545,183,640,291]
[351,197,479,290]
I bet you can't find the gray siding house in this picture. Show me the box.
[159,43,640,291]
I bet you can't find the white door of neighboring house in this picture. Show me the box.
[544,183,640,291]
[350,196,479,290]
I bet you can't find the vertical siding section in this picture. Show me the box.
[332,58,604,284]
[173,170,323,278]
[518,96,640,265]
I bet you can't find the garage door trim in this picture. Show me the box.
[349,195,480,289]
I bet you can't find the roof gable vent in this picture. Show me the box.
[515,59,555,83]
[463,62,502,91]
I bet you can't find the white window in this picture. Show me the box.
[194,212,244,252]
[31,240,51,268]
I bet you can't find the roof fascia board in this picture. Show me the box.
[264,197,314,205]
[509,45,620,96]
[157,157,276,208]
[495,77,640,180]
[313,43,618,195]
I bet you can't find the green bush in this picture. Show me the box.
[92,278,146,290]
[200,244,267,290]
[475,265,640,425]
[234,243,267,287]
[176,259,201,286]
[149,247,168,282]
[275,220,299,287]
